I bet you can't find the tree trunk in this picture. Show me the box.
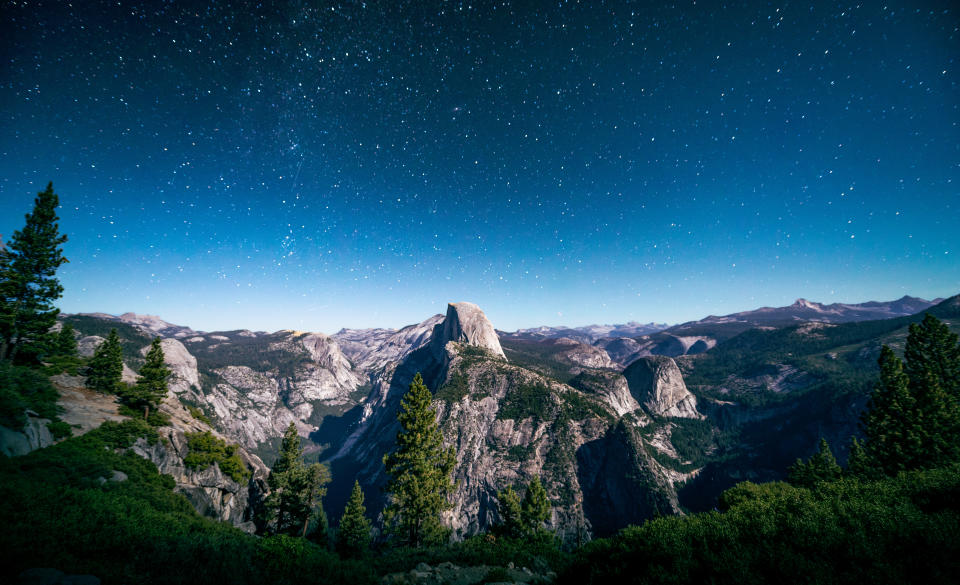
[144,405,150,421]
[301,515,310,538]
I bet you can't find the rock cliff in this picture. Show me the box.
[623,356,701,419]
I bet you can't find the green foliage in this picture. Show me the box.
[0,361,61,429]
[521,476,552,538]
[559,389,613,423]
[383,373,457,547]
[562,467,960,585]
[46,419,73,439]
[336,480,372,557]
[117,400,171,427]
[85,328,124,394]
[187,404,212,424]
[434,370,470,403]
[904,313,960,400]
[61,315,153,361]
[122,337,171,419]
[0,420,375,585]
[0,183,68,364]
[43,323,82,374]
[183,431,251,483]
[494,485,524,538]
[95,418,160,447]
[787,438,843,488]
[860,320,960,476]
[499,338,578,383]
[264,422,331,537]
[54,323,78,356]
[496,382,554,423]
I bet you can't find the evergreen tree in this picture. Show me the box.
[494,485,524,538]
[861,346,922,475]
[86,329,123,394]
[336,480,371,557]
[787,438,843,487]
[520,476,551,536]
[0,183,68,363]
[264,422,331,537]
[126,337,170,420]
[904,313,960,401]
[382,372,457,547]
[845,437,876,479]
[54,323,77,357]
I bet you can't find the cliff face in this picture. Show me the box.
[131,394,270,532]
[623,356,702,419]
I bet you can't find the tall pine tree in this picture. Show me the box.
[336,480,371,557]
[494,485,524,538]
[0,183,68,363]
[520,476,551,537]
[86,329,124,394]
[859,320,960,476]
[264,422,331,537]
[382,372,456,547]
[904,313,960,401]
[128,337,170,420]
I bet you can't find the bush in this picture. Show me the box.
[0,420,376,585]
[46,419,73,439]
[184,431,250,483]
[560,467,960,585]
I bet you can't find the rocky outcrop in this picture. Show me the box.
[430,302,506,363]
[548,338,615,369]
[0,413,54,457]
[132,394,269,532]
[570,370,644,418]
[623,356,701,419]
[77,335,105,358]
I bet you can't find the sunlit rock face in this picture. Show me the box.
[623,355,701,419]
[431,302,506,362]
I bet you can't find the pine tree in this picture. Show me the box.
[54,323,77,357]
[861,346,923,475]
[127,337,170,420]
[86,329,124,394]
[845,437,876,479]
[336,480,372,557]
[787,438,843,487]
[265,422,331,537]
[904,313,960,401]
[494,485,524,538]
[0,183,68,363]
[382,372,457,547]
[520,476,551,536]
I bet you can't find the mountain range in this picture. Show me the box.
[12,293,952,542]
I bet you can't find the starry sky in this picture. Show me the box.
[1,1,958,333]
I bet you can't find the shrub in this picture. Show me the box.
[184,430,250,483]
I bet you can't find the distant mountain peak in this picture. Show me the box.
[792,298,823,311]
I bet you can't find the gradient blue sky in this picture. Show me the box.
[1,1,958,333]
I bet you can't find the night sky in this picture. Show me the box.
[1,1,958,333]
